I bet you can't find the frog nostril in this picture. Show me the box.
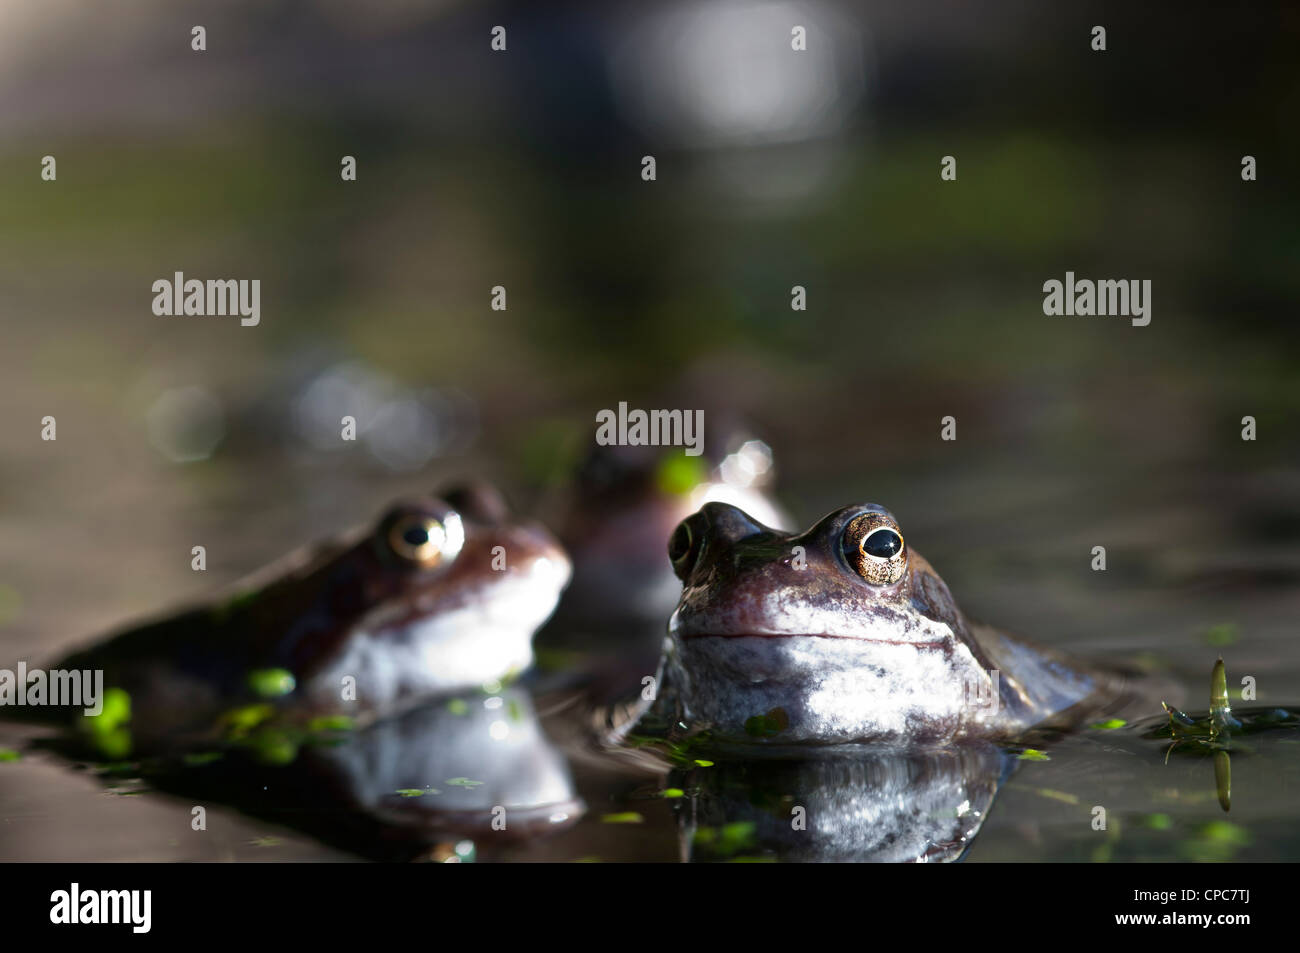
[668,521,697,579]
[439,482,509,525]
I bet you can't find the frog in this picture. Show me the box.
[661,501,1121,746]
[39,483,571,730]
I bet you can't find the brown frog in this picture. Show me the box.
[663,501,1119,745]
[43,483,571,726]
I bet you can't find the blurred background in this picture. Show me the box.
[1,0,1298,858]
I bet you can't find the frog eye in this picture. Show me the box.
[387,512,465,567]
[843,516,906,586]
[862,527,903,559]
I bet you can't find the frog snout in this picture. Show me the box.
[668,502,768,583]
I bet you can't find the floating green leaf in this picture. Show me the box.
[307,714,354,733]
[694,821,757,856]
[601,812,644,824]
[1198,820,1251,845]
[219,703,275,738]
[1017,748,1051,761]
[1180,820,1252,861]
[247,668,296,699]
[249,727,298,765]
[445,777,484,788]
[1089,718,1127,730]
[0,747,20,762]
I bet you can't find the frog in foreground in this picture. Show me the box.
[39,484,571,729]
[662,501,1119,746]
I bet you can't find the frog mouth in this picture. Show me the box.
[678,631,949,648]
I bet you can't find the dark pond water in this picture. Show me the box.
[1,0,1298,863]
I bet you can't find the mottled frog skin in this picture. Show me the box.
[48,484,571,723]
[664,501,1115,745]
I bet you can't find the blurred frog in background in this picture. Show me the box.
[534,429,790,684]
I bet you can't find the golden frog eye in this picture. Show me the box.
[843,514,906,585]
[387,512,464,566]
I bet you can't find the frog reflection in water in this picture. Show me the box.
[50,483,571,727]
[664,502,1118,745]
